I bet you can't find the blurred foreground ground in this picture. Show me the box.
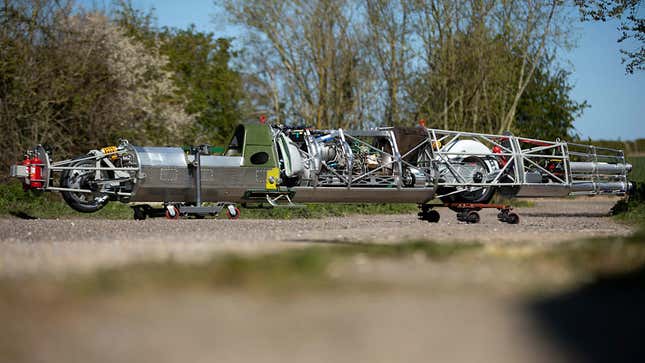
[0,197,643,363]
[0,198,632,277]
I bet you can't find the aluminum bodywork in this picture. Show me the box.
[10,124,633,209]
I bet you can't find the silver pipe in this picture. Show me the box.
[46,187,132,196]
[51,166,139,171]
[569,162,632,175]
[570,181,630,193]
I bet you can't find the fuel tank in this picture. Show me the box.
[129,146,262,203]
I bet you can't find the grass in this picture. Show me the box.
[0,180,132,219]
[611,156,645,225]
[0,180,419,220]
[238,203,418,219]
[627,156,645,184]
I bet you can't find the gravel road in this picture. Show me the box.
[0,197,631,277]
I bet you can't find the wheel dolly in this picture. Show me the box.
[418,203,520,224]
[130,145,240,220]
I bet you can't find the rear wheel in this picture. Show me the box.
[440,156,496,204]
[60,157,109,213]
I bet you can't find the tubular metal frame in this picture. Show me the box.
[22,126,632,201]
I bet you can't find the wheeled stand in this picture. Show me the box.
[130,145,240,220]
[131,202,240,220]
[418,203,520,224]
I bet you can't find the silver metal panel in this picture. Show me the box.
[10,165,28,178]
[187,155,243,167]
[291,187,435,203]
[131,146,191,202]
[515,184,570,197]
[134,147,187,167]
[130,146,265,203]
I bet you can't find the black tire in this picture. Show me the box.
[60,157,109,213]
[426,210,440,223]
[133,207,147,221]
[466,211,480,224]
[506,212,520,224]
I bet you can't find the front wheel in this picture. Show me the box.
[60,157,109,213]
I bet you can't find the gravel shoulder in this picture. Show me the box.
[0,197,631,277]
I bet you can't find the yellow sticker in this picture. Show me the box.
[265,167,280,190]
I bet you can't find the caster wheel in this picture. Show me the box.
[466,211,480,224]
[425,210,440,223]
[133,207,147,221]
[505,212,520,224]
[165,206,180,220]
[226,206,240,220]
[420,204,431,213]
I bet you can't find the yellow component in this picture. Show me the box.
[265,167,280,190]
[431,140,442,149]
[101,146,119,160]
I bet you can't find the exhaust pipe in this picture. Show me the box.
[569,161,632,175]
[571,181,632,194]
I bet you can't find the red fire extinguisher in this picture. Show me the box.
[21,155,32,191]
[30,154,43,189]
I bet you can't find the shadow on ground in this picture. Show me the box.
[530,265,645,363]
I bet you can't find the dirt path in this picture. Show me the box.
[0,197,631,277]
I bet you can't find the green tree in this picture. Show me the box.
[515,63,589,141]
[0,1,191,174]
[158,26,244,144]
[112,1,244,144]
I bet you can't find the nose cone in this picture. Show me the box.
[626,163,633,173]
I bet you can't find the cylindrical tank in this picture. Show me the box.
[571,181,632,194]
[569,162,632,175]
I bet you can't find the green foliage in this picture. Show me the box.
[611,157,645,225]
[111,1,244,146]
[588,139,645,155]
[0,1,193,175]
[515,65,589,140]
[0,181,131,219]
[159,27,244,145]
[627,156,645,183]
[239,203,419,219]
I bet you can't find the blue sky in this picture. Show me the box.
[82,0,644,140]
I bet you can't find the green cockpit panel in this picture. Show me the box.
[225,124,277,168]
